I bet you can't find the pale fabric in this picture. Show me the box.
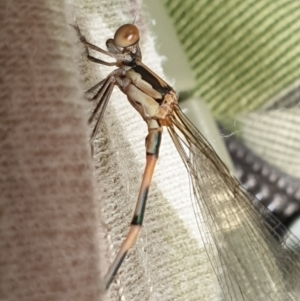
[239,108,300,178]
[0,1,221,301]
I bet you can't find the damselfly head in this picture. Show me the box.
[114,24,140,48]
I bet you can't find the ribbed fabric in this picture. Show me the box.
[163,0,300,116]
[163,0,300,178]
[0,1,102,301]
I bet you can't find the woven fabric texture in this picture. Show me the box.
[163,0,300,178]
[0,1,102,301]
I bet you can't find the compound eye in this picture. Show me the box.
[114,24,139,48]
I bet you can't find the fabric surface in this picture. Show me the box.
[163,0,300,179]
[0,1,102,301]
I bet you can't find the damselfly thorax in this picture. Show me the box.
[84,24,177,133]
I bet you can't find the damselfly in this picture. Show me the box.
[75,23,300,300]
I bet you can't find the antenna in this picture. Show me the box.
[132,13,137,25]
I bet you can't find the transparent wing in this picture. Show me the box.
[168,105,300,301]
